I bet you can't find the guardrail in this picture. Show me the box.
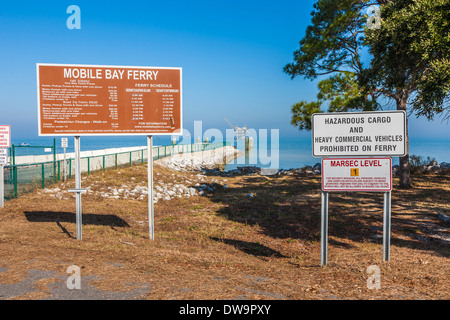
[3,141,229,200]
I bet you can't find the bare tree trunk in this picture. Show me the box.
[397,91,411,189]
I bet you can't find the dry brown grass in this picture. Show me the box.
[0,163,448,300]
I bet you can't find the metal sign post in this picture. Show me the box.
[320,174,391,267]
[62,138,68,182]
[383,191,392,261]
[147,135,154,240]
[64,147,67,182]
[320,186,392,266]
[319,157,393,266]
[68,136,84,240]
[321,191,329,267]
[75,136,81,239]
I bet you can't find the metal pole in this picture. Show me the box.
[63,147,67,182]
[147,135,154,240]
[42,163,45,189]
[53,138,56,183]
[13,166,17,199]
[383,191,391,262]
[11,144,15,166]
[74,136,82,240]
[12,145,17,199]
[321,191,329,266]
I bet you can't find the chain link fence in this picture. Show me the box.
[3,142,228,200]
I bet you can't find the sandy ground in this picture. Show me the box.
[0,155,449,301]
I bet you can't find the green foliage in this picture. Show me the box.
[285,0,450,130]
[290,73,379,130]
[409,154,439,174]
[291,100,322,131]
[317,73,379,112]
[285,0,382,130]
[363,0,450,120]
[284,0,369,79]
[409,154,436,168]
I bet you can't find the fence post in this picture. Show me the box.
[11,145,17,198]
[69,159,72,179]
[13,166,17,199]
[42,163,45,189]
[87,157,90,175]
[103,155,105,172]
[11,144,15,167]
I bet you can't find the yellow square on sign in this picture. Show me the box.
[351,168,359,176]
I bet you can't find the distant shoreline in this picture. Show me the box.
[7,137,450,170]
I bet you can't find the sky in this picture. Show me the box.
[0,0,448,140]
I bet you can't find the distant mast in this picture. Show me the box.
[224,117,248,142]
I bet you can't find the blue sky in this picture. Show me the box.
[0,0,448,140]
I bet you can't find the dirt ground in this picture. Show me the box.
[0,163,448,300]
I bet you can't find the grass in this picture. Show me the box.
[0,162,449,300]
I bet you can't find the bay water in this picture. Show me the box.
[10,135,450,170]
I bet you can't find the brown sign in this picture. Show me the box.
[37,64,182,136]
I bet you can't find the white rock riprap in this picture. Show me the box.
[40,173,226,203]
[39,146,235,202]
[155,146,243,171]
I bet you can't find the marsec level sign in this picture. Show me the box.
[321,158,392,192]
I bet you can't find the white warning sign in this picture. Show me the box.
[321,158,392,192]
[0,149,7,165]
[0,125,11,148]
[312,111,406,157]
